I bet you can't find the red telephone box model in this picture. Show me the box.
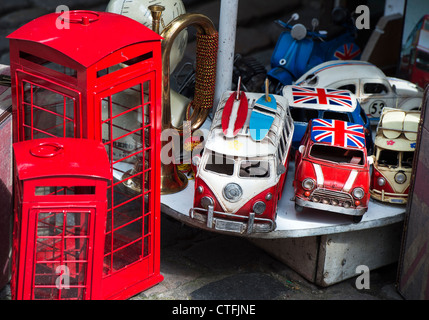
[8,10,164,299]
[12,138,110,300]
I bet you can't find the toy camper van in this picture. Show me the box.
[190,90,294,234]
[294,118,371,222]
[370,107,421,204]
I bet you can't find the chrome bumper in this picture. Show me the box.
[369,189,408,204]
[189,205,275,234]
[295,197,367,216]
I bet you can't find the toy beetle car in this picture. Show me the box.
[190,90,294,234]
[282,85,373,153]
[293,118,372,222]
[295,60,423,123]
[370,107,420,204]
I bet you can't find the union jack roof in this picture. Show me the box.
[283,86,357,111]
[310,118,366,149]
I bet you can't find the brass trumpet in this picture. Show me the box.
[154,5,218,194]
[122,5,218,195]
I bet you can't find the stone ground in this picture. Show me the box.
[0,214,403,300]
[0,0,405,301]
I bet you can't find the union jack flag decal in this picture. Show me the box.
[333,43,361,60]
[311,118,366,149]
[291,86,354,108]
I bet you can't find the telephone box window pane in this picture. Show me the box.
[34,287,59,300]
[111,84,142,117]
[34,262,59,286]
[111,127,142,163]
[111,196,142,229]
[65,212,89,236]
[37,212,63,236]
[112,239,142,271]
[35,186,95,196]
[22,82,76,139]
[19,51,77,78]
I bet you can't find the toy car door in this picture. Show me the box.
[359,79,396,120]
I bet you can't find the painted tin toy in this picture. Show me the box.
[190,90,294,234]
[11,138,110,300]
[293,118,371,222]
[7,10,164,299]
[370,107,420,204]
[295,60,423,123]
[268,7,361,92]
[282,85,372,153]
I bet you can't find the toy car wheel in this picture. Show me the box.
[294,203,304,212]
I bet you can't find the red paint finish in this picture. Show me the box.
[12,138,110,300]
[8,10,163,299]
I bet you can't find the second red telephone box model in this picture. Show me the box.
[11,138,110,300]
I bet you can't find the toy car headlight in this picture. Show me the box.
[253,201,266,215]
[395,171,407,184]
[377,177,386,186]
[352,187,365,200]
[302,178,315,190]
[223,183,243,203]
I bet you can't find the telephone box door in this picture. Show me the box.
[95,72,161,298]
[23,207,96,300]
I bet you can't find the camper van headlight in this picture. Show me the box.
[352,187,365,200]
[223,183,243,203]
[395,171,407,184]
[253,201,266,215]
[377,177,386,186]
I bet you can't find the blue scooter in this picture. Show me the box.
[268,8,361,93]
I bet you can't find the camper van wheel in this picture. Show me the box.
[294,203,304,212]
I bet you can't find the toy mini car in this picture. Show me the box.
[295,60,423,123]
[370,107,420,204]
[293,118,372,222]
[282,85,373,153]
[190,90,294,234]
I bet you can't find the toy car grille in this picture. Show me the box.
[310,188,354,205]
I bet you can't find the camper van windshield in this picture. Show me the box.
[239,160,270,178]
[378,149,414,168]
[378,149,398,167]
[310,144,364,165]
[205,152,235,176]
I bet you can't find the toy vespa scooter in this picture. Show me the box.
[268,8,361,94]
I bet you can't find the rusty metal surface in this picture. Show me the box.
[0,64,12,291]
[398,86,429,299]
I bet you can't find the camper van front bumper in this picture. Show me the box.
[369,189,408,204]
[189,206,275,234]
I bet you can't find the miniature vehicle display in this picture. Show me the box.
[293,118,371,222]
[282,85,373,152]
[295,60,423,123]
[370,107,421,204]
[190,90,294,234]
